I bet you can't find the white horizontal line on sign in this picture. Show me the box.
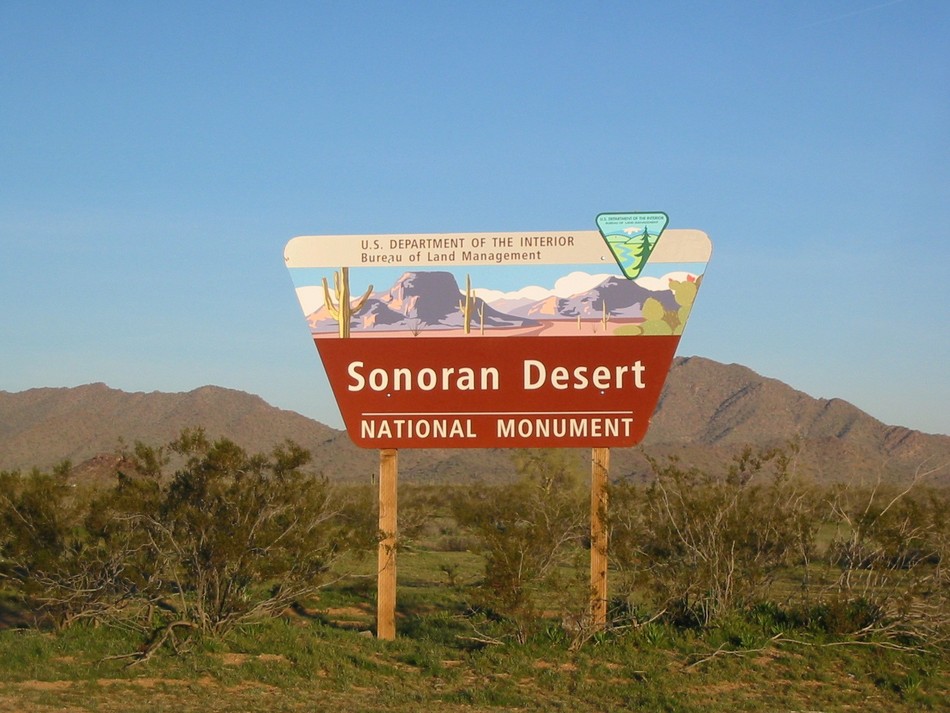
[362,410,635,417]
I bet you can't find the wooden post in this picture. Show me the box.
[590,447,610,628]
[377,448,398,640]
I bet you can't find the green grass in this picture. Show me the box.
[0,543,946,713]
[3,475,947,710]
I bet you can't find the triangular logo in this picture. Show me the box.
[596,212,669,280]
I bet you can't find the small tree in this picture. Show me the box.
[1,429,371,655]
[139,429,359,636]
[0,464,81,626]
[669,277,698,335]
[0,460,159,629]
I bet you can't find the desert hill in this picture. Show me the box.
[1,358,947,486]
[625,356,949,485]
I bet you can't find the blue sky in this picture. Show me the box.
[2,1,947,435]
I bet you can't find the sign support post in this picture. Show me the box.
[377,448,398,640]
[590,447,610,627]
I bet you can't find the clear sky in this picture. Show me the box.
[2,1,947,435]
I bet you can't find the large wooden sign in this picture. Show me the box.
[285,224,711,449]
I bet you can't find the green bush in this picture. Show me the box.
[816,478,949,642]
[451,449,587,642]
[610,447,818,627]
[0,462,129,628]
[137,429,370,636]
[0,429,372,647]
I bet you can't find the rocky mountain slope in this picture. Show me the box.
[1,358,947,486]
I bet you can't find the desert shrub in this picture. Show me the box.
[0,462,144,628]
[134,428,365,636]
[402,487,475,553]
[395,484,446,550]
[610,446,819,627]
[0,465,74,587]
[799,596,888,635]
[1,430,371,648]
[814,473,949,643]
[451,449,587,642]
[0,465,140,629]
[0,465,78,624]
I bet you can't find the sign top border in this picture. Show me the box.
[285,229,711,268]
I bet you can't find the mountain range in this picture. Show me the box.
[1,357,947,486]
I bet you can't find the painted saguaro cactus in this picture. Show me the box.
[459,274,474,335]
[322,267,373,338]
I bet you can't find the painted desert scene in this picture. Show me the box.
[300,269,702,338]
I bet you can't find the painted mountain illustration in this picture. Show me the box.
[306,270,692,336]
[507,276,679,320]
[307,271,541,334]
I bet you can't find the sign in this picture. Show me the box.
[284,225,711,448]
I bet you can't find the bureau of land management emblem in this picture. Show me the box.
[596,211,669,280]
